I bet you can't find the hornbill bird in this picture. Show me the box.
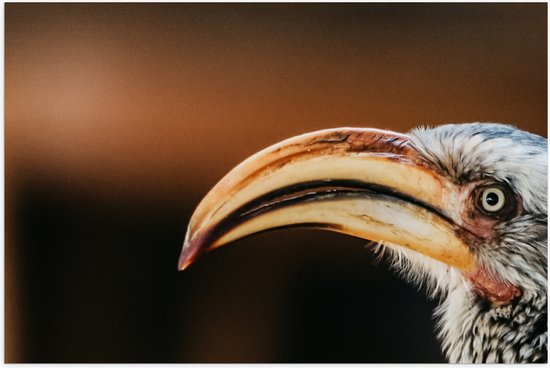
[178,123,547,363]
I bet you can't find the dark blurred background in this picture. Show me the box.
[5,3,547,363]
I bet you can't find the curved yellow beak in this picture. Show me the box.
[179,128,475,272]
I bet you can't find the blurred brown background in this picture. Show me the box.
[5,3,547,363]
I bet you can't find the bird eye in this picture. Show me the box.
[480,187,506,212]
[472,183,519,220]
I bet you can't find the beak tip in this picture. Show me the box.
[178,242,195,271]
[178,227,208,271]
[177,261,189,271]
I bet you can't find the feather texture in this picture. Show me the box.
[375,123,548,363]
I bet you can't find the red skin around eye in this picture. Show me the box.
[456,187,524,305]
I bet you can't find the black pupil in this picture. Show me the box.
[486,192,500,206]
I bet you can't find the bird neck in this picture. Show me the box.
[436,286,547,363]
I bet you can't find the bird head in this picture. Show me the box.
[179,122,547,363]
